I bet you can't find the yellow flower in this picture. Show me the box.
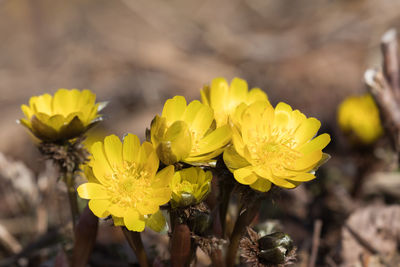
[170,167,212,208]
[77,134,174,232]
[201,77,268,127]
[223,101,330,192]
[338,93,383,144]
[150,96,231,165]
[19,89,105,142]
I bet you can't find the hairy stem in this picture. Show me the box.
[226,200,261,267]
[122,228,150,267]
[65,172,79,231]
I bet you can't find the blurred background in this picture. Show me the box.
[2,0,400,266]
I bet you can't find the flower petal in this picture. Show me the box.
[293,150,323,171]
[234,167,258,185]
[298,133,331,154]
[77,183,109,199]
[250,178,272,192]
[153,165,175,187]
[91,142,112,185]
[88,199,111,218]
[229,77,248,104]
[124,209,146,232]
[194,125,231,156]
[210,77,229,111]
[104,135,123,170]
[223,145,250,171]
[295,118,321,146]
[146,210,167,233]
[162,96,187,124]
[123,133,140,162]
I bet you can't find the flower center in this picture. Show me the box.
[105,162,151,208]
[248,128,302,172]
[174,180,197,195]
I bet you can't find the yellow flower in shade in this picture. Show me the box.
[150,96,232,165]
[170,167,212,208]
[223,101,330,192]
[201,77,268,127]
[338,93,383,144]
[77,134,174,232]
[19,89,105,142]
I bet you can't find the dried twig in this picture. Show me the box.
[365,28,400,155]
[0,223,22,254]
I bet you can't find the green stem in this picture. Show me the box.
[226,200,261,267]
[122,228,150,267]
[65,172,79,231]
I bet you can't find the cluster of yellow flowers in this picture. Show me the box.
[20,77,330,232]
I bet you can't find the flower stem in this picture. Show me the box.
[219,179,234,237]
[122,228,150,267]
[170,222,192,267]
[226,200,261,267]
[65,172,79,231]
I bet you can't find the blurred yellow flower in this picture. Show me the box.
[19,89,105,142]
[201,77,268,127]
[224,101,330,192]
[337,93,383,144]
[170,167,212,208]
[150,96,231,165]
[77,134,174,232]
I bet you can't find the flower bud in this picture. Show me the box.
[170,167,212,208]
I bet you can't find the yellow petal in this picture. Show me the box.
[229,77,248,103]
[77,183,109,199]
[151,188,173,204]
[298,133,331,154]
[232,126,245,156]
[247,88,268,103]
[112,216,124,226]
[123,133,140,162]
[162,96,187,124]
[21,104,33,119]
[293,150,322,171]
[146,210,166,232]
[295,118,321,146]
[91,142,112,185]
[137,201,159,215]
[210,77,229,110]
[32,94,52,114]
[234,167,258,185]
[153,165,175,187]
[250,178,272,192]
[268,175,297,189]
[190,104,214,137]
[88,199,111,218]
[194,125,231,156]
[289,109,306,130]
[53,89,78,116]
[223,145,250,171]
[143,150,159,177]
[124,209,145,232]
[104,135,123,170]
[200,86,210,106]
[288,173,315,182]
[47,114,66,131]
[274,102,292,130]
[161,121,192,163]
[183,100,204,126]
[108,204,126,217]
